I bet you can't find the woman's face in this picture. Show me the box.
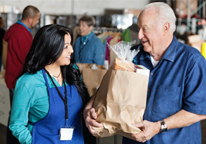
[79,20,93,36]
[55,33,73,66]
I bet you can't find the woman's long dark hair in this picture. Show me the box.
[19,24,90,106]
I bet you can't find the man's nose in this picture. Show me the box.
[138,29,144,39]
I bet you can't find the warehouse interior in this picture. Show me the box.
[0,0,206,144]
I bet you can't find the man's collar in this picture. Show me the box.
[161,36,179,62]
[17,21,32,33]
[139,36,179,62]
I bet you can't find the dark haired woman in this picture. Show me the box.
[9,24,90,144]
[73,15,105,65]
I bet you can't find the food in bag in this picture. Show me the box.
[113,58,135,72]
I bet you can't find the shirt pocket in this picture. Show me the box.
[152,85,182,119]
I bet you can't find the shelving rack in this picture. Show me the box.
[176,0,206,33]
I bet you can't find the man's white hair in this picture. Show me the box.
[144,2,176,33]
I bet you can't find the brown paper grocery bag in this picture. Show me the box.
[76,63,106,73]
[76,63,92,73]
[92,69,149,139]
[82,68,107,96]
[76,63,107,96]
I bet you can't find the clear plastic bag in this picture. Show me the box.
[107,41,140,72]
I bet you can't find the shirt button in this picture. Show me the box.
[148,89,150,92]
[151,73,153,75]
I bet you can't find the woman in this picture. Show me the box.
[9,24,90,144]
[73,15,105,65]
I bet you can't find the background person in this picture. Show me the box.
[3,5,40,144]
[73,15,105,66]
[9,24,90,144]
[83,2,206,144]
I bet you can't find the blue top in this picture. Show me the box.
[17,21,32,33]
[73,32,105,65]
[123,36,206,144]
[9,65,84,144]
[82,32,93,42]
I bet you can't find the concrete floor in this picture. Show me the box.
[1,120,206,144]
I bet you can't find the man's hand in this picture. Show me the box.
[83,107,103,135]
[130,120,160,143]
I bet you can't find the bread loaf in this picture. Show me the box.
[113,58,135,72]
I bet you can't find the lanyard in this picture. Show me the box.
[78,38,89,62]
[44,69,69,122]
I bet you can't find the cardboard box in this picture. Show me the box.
[187,34,203,43]
[190,41,204,51]
[124,9,142,17]
[187,35,204,51]
[173,0,198,16]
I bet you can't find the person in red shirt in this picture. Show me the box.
[4,5,40,144]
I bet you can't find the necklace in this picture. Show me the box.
[53,72,61,83]
[52,72,61,78]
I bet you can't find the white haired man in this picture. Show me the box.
[83,2,206,144]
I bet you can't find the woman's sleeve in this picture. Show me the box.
[9,79,33,144]
[73,63,79,70]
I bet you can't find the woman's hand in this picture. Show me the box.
[83,107,103,135]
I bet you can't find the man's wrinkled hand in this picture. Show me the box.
[130,120,160,142]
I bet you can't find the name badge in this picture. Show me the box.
[60,127,74,140]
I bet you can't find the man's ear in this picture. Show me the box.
[163,22,170,35]
[28,17,33,24]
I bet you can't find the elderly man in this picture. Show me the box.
[124,2,206,144]
[83,2,206,144]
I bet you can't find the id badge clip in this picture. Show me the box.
[59,119,75,141]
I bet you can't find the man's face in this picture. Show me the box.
[137,10,164,55]
[30,12,40,29]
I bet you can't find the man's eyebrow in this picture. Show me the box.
[138,24,149,28]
